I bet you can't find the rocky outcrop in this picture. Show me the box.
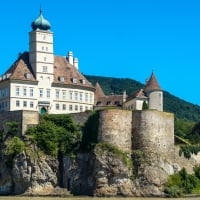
[1,142,199,197]
[0,150,59,195]
[62,145,180,197]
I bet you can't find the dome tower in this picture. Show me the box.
[29,8,54,81]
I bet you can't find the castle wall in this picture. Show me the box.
[98,109,132,152]
[132,110,174,156]
[0,110,39,136]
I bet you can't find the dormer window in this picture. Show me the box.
[81,79,86,84]
[25,73,31,79]
[59,76,65,82]
[72,78,77,84]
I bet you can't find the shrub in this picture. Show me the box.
[81,111,100,151]
[5,136,25,157]
[26,116,81,157]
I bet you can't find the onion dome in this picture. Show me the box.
[31,8,51,31]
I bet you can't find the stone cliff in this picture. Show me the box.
[0,109,200,196]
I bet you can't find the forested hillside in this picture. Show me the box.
[85,75,200,122]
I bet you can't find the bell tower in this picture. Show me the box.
[29,8,54,82]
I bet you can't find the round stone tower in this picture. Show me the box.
[144,72,163,112]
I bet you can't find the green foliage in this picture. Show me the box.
[187,121,200,143]
[26,115,81,157]
[164,186,184,198]
[6,121,19,136]
[193,165,200,179]
[85,75,200,122]
[164,168,199,197]
[81,111,100,151]
[179,144,200,159]
[142,101,148,110]
[5,136,25,157]
[174,118,194,139]
[132,150,145,175]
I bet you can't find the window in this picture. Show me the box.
[74,92,78,101]
[62,90,66,100]
[81,79,86,84]
[59,76,65,82]
[69,105,73,111]
[75,105,78,111]
[69,91,73,100]
[56,90,59,99]
[44,57,46,61]
[56,104,59,110]
[90,93,93,103]
[23,101,27,107]
[16,100,20,107]
[16,87,20,96]
[43,35,46,40]
[30,87,34,97]
[80,105,83,112]
[23,87,27,96]
[85,93,88,102]
[46,89,50,98]
[42,46,44,51]
[30,101,34,108]
[85,106,88,111]
[43,66,48,72]
[80,93,83,102]
[46,47,48,51]
[63,104,66,110]
[39,89,43,98]
[72,78,77,84]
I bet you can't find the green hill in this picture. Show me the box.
[85,75,200,122]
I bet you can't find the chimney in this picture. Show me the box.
[73,58,78,69]
[123,90,126,102]
[68,51,73,65]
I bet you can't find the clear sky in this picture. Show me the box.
[0,0,200,105]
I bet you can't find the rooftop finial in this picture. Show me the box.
[40,5,42,14]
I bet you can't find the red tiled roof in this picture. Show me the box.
[1,52,95,91]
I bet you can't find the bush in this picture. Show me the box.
[81,111,100,151]
[5,136,25,157]
[26,116,81,157]
[164,186,183,197]
[164,168,199,196]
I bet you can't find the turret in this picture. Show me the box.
[144,72,163,111]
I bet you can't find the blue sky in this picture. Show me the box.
[1,0,200,105]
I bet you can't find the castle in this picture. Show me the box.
[0,9,174,154]
[0,9,163,115]
[0,9,95,114]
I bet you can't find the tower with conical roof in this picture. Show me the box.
[29,8,54,82]
[144,72,163,111]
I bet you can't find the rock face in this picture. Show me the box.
[0,150,59,195]
[62,145,179,197]
[0,144,199,197]
[63,145,135,196]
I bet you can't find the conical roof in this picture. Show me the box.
[144,72,161,93]
[95,82,105,97]
[31,8,51,31]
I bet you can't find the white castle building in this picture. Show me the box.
[0,9,95,114]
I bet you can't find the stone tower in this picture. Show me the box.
[144,72,163,111]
